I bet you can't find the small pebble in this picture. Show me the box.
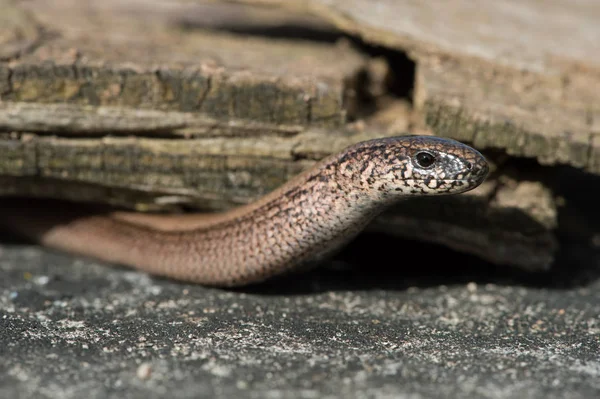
[136,363,152,380]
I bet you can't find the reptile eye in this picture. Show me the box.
[414,151,436,169]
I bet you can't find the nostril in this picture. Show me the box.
[466,162,473,170]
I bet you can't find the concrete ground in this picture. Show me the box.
[1,233,599,399]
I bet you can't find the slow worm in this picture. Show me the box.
[0,136,489,286]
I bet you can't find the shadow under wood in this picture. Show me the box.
[243,165,600,295]
[236,231,599,296]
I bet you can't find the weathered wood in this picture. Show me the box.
[1,0,369,129]
[0,102,306,137]
[0,0,40,60]
[240,0,600,174]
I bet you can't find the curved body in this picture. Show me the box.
[0,136,489,286]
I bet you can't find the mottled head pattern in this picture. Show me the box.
[335,136,489,198]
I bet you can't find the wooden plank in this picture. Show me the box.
[0,0,369,130]
[243,0,600,173]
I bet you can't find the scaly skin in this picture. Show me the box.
[0,136,489,286]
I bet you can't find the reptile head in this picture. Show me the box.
[338,135,489,197]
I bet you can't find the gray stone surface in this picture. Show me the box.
[0,234,599,399]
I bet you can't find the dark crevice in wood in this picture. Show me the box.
[365,46,415,102]
[180,23,347,45]
[1,67,12,96]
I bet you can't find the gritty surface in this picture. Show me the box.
[0,235,599,399]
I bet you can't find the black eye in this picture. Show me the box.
[414,151,436,168]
